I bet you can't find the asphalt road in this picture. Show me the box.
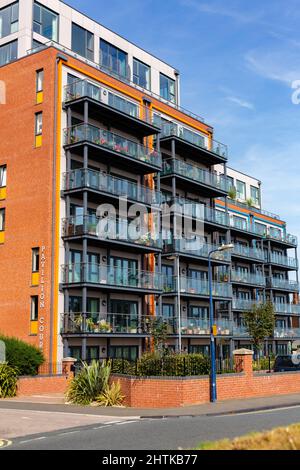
[4,405,300,450]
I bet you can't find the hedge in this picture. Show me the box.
[0,334,45,376]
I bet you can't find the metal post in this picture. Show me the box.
[208,252,217,402]
[176,255,182,353]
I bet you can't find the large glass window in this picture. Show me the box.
[0,40,17,66]
[250,185,260,205]
[0,165,7,187]
[0,2,19,39]
[33,2,58,41]
[133,58,150,90]
[160,73,176,103]
[109,346,138,361]
[72,23,94,61]
[100,39,127,78]
[236,180,246,200]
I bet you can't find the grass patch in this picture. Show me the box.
[196,423,300,450]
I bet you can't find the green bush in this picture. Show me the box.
[66,360,111,405]
[0,334,45,376]
[136,353,210,377]
[111,358,135,375]
[96,381,125,407]
[253,357,274,371]
[0,363,18,398]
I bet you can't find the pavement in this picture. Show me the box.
[1,392,300,417]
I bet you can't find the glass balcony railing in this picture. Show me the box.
[268,278,299,291]
[161,159,229,191]
[63,169,161,205]
[232,299,261,311]
[232,244,265,261]
[63,124,162,169]
[160,123,228,159]
[64,79,156,126]
[274,303,300,315]
[164,240,231,262]
[179,318,232,336]
[62,216,162,249]
[268,230,298,246]
[274,328,300,339]
[233,325,249,337]
[231,271,266,286]
[162,197,229,226]
[269,253,298,269]
[61,313,157,335]
[164,276,232,298]
[230,218,265,236]
[61,263,162,291]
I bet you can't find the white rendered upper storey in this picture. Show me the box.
[0,0,180,103]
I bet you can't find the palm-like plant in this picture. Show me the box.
[96,381,125,407]
[66,360,111,405]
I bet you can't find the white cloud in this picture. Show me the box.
[225,96,255,110]
[180,0,264,24]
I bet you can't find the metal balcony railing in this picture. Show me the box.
[62,216,162,249]
[161,159,229,191]
[61,263,162,291]
[63,124,162,169]
[63,169,161,205]
[164,276,232,298]
[180,318,232,336]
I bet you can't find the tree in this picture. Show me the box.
[149,318,169,354]
[244,302,275,357]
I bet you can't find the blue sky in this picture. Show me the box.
[68,0,300,242]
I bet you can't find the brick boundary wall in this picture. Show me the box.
[111,349,300,408]
[16,357,76,397]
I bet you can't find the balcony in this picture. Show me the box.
[232,244,265,262]
[163,276,232,299]
[61,313,156,335]
[229,217,265,238]
[267,278,299,292]
[61,263,162,293]
[232,299,260,311]
[179,319,232,336]
[233,325,249,337]
[64,79,160,138]
[160,159,229,197]
[231,271,266,287]
[159,123,228,165]
[274,303,300,315]
[62,216,162,252]
[274,328,300,339]
[63,124,162,174]
[162,197,229,227]
[63,169,161,206]
[267,230,298,247]
[269,253,298,270]
[163,240,231,264]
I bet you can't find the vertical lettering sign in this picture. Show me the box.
[39,246,46,350]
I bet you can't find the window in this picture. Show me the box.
[109,346,138,361]
[32,248,40,273]
[36,69,44,93]
[162,265,174,290]
[236,180,246,200]
[0,208,5,231]
[227,176,234,189]
[160,73,176,103]
[255,222,267,236]
[0,165,6,187]
[31,296,39,321]
[72,23,94,61]
[0,2,19,39]
[250,185,260,205]
[162,304,174,318]
[100,39,127,78]
[35,112,42,135]
[0,40,17,66]
[133,58,150,90]
[33,2,58,41]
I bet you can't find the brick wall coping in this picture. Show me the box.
[111,373,244,381]
[253,370,300,378]
[19,374,64,379]
[233,348,254,356]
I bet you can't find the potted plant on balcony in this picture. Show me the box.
[98,319,112,333]
[228,186,237,200]
[86,317,95,332]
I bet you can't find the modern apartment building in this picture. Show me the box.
[0,0,299,365]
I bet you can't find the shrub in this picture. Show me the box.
[0,363,18,398]
[111,358,135,375]
[0,334,45,376]
[136,353,210,377]
[96,381,125,407]
[66,360,111,405]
